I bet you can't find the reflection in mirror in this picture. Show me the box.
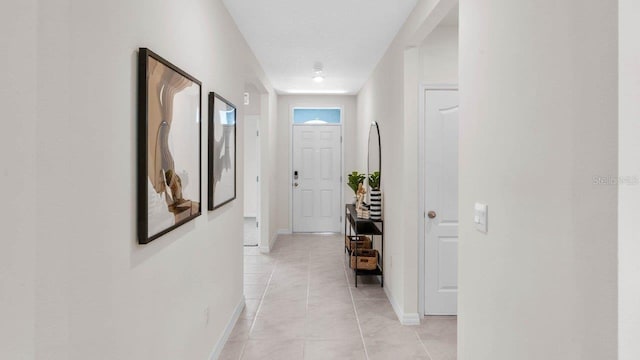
[367,122,382,220]
[367,121,381,189]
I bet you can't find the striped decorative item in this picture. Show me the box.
[369,189,382,220]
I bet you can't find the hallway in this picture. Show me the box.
[220,234,456,360]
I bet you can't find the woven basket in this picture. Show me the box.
[345,235,372,251]
[350,249,378,270]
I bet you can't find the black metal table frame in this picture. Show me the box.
[344,204,384,287]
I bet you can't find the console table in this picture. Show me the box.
[344,204,384,287]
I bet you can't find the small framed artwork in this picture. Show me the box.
[208,92,237,210]
[137,48,202,244]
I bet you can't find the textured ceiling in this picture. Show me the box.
[223,0,419,94]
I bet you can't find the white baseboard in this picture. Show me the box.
[259,230,271,252]
[402,312,421,326]
[259,231,277,253]
[259,229,289,253]
[384,286,421,326]
[209,296,245,360]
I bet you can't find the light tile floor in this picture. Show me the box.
[244,217,258,246]
[220,233,456,360]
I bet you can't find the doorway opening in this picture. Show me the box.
[416,1,460,319]
[420,86,459,315]
[243,84,262,246]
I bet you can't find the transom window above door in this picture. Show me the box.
[293,108,341,124]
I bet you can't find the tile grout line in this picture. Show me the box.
[236,341,248,360]
[237,250,274,359]
[415,329,434,360]
[303,247,312,359]
[342,245,371,360]
[247,253,277,336]
[237,251,259,360]
[306,246,312,314]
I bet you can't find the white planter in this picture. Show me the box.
[369,189,382,220]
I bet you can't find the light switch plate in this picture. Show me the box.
[474,203,488,233]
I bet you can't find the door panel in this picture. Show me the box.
[302,190,313,217]
[302,148,314,177]
[425,89,459,315]
[320,190,332,216]
[293,125,341,232]
[320,148,332,179]
[438,236,458,290]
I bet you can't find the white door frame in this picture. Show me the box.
[244,115,261,218]
[258,93,270,251]
[289,106,344,233]
[418,84,458,316]
[254,115,261,244]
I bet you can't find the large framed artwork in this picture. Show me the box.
[208,93,237,210]
[137,48,202,244]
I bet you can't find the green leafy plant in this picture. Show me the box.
[347,171,366,195]
[368,171,381,190]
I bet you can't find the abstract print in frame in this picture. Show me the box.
[208,93,237,210]
[137,48,202,244]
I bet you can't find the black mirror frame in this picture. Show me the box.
[367,121,381,190]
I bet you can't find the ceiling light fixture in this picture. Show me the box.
[283,89,349,95]
[312,62,324,82]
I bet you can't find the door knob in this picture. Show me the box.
[294,182,299,187]
[427,211,437,219]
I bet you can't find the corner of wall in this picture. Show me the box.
[259,229,289,253]
[402,46,421,317]
[385,285,421,326]
[208,296,245,360]
[619,1,640,358]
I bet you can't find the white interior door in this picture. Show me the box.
[292,125,341,232]
[425,89,459,315]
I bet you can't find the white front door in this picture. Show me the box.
[424,89,459,315]
[292,125,341,232]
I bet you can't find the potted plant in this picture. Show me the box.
[368,171,382,220]
[368,171,380,190]
[347,171,366,203]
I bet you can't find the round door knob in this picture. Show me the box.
[427,211,437,219]
[294,182,299,187]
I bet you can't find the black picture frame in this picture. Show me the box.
[137,48,202,244]
[208,92,237,210]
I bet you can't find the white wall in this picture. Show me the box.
[0,0,37,358]
[2,0,276,358]
[619,0,640,358]
[244,83,262,116]
[243,115,259,217]
[356,0,458,322]
[261,91,280,251]
[420,26,458,83]
[276,95,358,232]
[458,0,617,359]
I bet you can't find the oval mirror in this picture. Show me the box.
[367,121,381,191]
